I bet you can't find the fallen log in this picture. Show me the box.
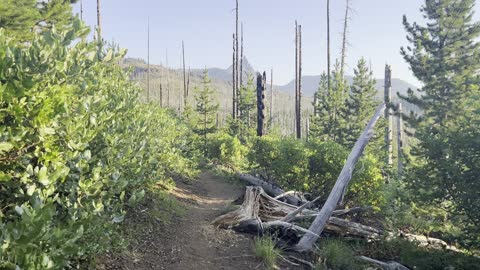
[357,256,410,270]
[295,104,386,252]
[237,173,307,205]
[212,186,382,240]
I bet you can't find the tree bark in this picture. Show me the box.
[257,73,266,137]
[327,0,331,92]
[147,18,150,102]
[235,0,240,118]
[232,33,237,119]
[97,0,101,41]
[385,65,393,166]
[270,68,274,127]
[294,104,386,252]
[297,24,302,139]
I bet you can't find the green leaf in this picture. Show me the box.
[38,167,49,186]
[0,142,14,154]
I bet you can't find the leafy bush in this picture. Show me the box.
[249,137,385,209]
[0,21,198,269]
[207,132,248,171]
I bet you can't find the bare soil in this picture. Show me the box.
[97,171,303,270]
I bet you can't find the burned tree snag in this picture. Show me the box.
[182,41,187,107]
[232,33,237,119]
[270,68,274,126]
[257,72,266,136]
[296,24,302,139]
[385,65,393,166]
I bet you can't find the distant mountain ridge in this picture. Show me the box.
[276,75,419,101]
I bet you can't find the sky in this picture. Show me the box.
[74,0,480,86]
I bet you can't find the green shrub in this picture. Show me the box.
[249,137,385,209]
[360,238,480,270]
[0,22,198,269]
[207,132,248,171]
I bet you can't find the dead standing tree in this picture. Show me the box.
[147,18,150,102]
[385,64,393,167]
[232,34,237,119]
[270,68,274,127]
[294,22,302,139]
[327,0,331,92]
[340,0,351,77]
[257,72,266,136]
[182,41,187,107]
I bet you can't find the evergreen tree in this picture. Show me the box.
[311,62,348,144]
[238,74,256,128]
[401,0,480,247]
[344,58,380,148]
[194,69,219,153]
[0,0,78,42]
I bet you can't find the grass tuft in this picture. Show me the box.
[253,236,280,270]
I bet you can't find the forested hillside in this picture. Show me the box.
[1,0,479,270]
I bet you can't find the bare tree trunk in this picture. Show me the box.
[182,41,187,108]
[257,72,266,137]
[97,0,101,41]
[385,65,393,166]
[294,104,386,252]
[270,68,274,127]
[240,23,244,90]
[235,0,240,118]
[340,0,351,77]
[327,0,331,92]
[239,23,244,118]
[147,18,150,102]
[166,49,170,107]
[232,33,237,119]
[397,103,403,176]
[295,21,299,138]
[187,66,191,99]
[159,83,163,107]
[80,0,83,20]
[297,24,302,140]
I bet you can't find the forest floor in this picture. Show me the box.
[97,171,304,270]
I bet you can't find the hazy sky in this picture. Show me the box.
[74,0,480,86]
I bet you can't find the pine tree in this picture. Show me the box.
[238,74,256,128]
[311,62,348,143]
[0,0,78,42]
[401,0,480,246]
[194,69,220,153]
[344,58,379,147]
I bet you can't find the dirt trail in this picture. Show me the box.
[99,171,264,270]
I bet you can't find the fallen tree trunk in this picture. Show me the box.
[237,173,307,205]
[212,186,382,240]
[294,104,386,252]
[357,256,410,270]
